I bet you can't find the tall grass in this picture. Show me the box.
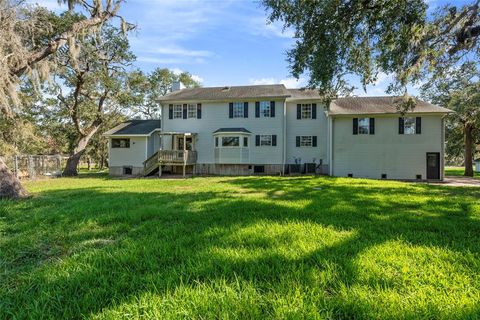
[1,175,479,319]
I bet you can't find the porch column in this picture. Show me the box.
[183,134,186,178]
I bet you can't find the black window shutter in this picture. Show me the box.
[197,103,202,119]
[353,118,358,135]
[229,103,233,118]
[297,104,301,119]
[255,135,260,146]
[312,136,317,147]
[255,102,260,118]
[244,102,248,118]
[399,117,404,134]
[312,103,317,119]
[369,118,375,135]
[416,117,422,134]
[168,104,173,119]
[272,135,277,146]
[296,136,300,147]
[271,101,275,117]
[183,104,187,119]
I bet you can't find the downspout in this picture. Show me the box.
[328,115,334,176]
[441,115,446,180]
[282,99,287,175]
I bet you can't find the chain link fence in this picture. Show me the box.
[0,155,63,179]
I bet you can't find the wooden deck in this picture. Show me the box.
[143,150,197,177]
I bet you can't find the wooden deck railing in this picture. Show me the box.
[158,150,197,164]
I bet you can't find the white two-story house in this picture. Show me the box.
[104,84,451,180]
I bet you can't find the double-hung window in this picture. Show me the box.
[232,102,244,118]
[301,104,312,119]
[403,117,416,134]
[187,104,197,118]
[300,136,312,147]
[260,135,272,146]
[296,135,317,147]
[358,118,370,134]
[259,101,271,117]
[173,105,183,119]
[399,117,421,135]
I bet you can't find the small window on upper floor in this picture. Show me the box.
[187,104,197,118]
[232,102,245,118]
[403,117,416,134]
[399,117,421,135]
[173,105,183,119]
[259,101,271,117]
[112,138,130,148]
[301,104,312,119]
[358,118,370,134]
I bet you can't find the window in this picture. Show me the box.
[123,166,132,175]
[301,104,312,119]
[300,136,313,147]
[232,102,244,118]
[260,135,272,146]
[243,137,248,147]
[259,101,271,117]
[173,104,182,119]
[187,104,196,118]
[403,117,416,134]
[296,135,317,147]
[358,118,370,134]
[215,137,219,147]
[112,138,130,148]
[221,136,240,147]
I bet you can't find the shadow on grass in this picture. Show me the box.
[1,176,480,318]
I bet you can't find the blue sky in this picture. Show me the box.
[33,0,471,96]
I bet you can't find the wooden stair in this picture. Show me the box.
[143,151,159,176]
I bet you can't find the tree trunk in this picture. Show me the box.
[0,158,28,199]
[62,127,99,176]
[464,123,474,177]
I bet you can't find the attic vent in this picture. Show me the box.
[222,86,230,91]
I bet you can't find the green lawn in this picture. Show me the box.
[446,166,480,178]
[1,175,480,319]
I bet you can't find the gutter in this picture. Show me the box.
[282,99,287,175]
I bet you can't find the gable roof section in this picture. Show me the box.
[103,120,161,136]
[329,96,452,115]
[159,84,291,102]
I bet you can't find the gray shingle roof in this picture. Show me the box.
[329,96,452,115]
[287,88,323,100]
[213,128,252,134]
[159,85,291,102]
[103,120,161,136]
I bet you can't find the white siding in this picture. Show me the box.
[331,115,443,179]
[162,100,285,164]
[109,136,148,168]
[285,101,328,165]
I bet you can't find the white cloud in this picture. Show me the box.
[149,47,213,58]
[191,74,204,83]
[168,67,204,84]
[249,77,306,88]
[250,77,276,85]
[248,17,295,39]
